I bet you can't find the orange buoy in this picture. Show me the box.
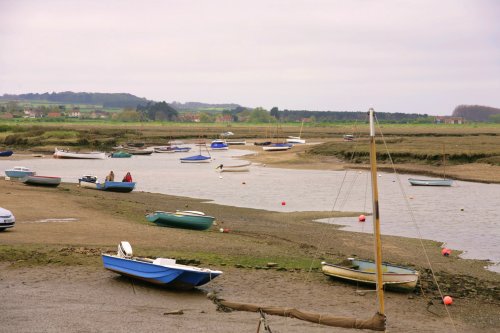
[441,248,451,256]
[358,215,366,222]
[219,228,230,233]
[443,296,453,305]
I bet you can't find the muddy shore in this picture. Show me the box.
[0,148,499,332]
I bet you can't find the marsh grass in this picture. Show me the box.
[308,135,500,165]
[0,244,320,271]
[1,121,499,166]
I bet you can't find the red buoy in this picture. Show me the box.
[358,215,366,222]
[443,296,453,305]
[441,248,451,256]
[281,201,286,206]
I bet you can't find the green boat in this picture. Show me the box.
[146,210,215,231]
[110,151,132,158]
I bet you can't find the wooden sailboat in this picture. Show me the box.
[408,144,453,186]
[209,109,398,331]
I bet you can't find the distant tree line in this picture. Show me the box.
[452,105,500,122]
[229,107,433,123]
[0,92,150,108]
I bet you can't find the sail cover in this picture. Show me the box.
[208,294,386,331]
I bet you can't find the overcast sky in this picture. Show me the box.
[1,0,499,115]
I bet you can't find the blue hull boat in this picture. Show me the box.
[180,154,212,163]
[102,242,222,289]
[210,140,229,150]
[97,181,136,192]
[0,150,13,157]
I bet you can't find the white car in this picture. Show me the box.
[0,207,15,231]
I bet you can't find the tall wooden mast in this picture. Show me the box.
[368,108,385,315]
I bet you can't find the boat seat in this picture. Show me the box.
[153,258,176,266]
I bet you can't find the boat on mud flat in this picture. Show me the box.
[54,148,106,159]
[408,178,453,186]
[210,139,229,150]
[22,175,62,187]
[321,258,419,291]
[146,210,215,230]
[5,166,36,179]
[110,151,132,158]
[97,181,136,193]
[262,143,292,151]
[0,150,13,157]
[78,175,99,189]
[102,241,222,289]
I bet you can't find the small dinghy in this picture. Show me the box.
[102,241,222,289]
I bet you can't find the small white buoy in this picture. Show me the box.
[219,176,223,179]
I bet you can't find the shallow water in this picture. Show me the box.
[2,148,499,272]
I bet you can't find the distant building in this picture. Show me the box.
[68,109,81,118]
[47,112,62,118]
[435,116,465,124]
[90,110,109,119]
[216,114,233,123]
[179,113,200,122]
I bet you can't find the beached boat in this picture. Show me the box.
[110,151,132,158]
[5,166,36,178]
[286,136,306,144]
[408,178,453,186]
[146,210,215,230]
[122,147,154,155]
[97,181,135,193]
[210,139,229,150]
[154,146,176,153]
[343,134,355,141]
[172,146,191,152]
[408,145,453,186]
[253,141,272,146]
[286,120,306,144]
[216,162,251,173]
[78,175,99,189]
[102,241,222,289]
[22,175,61,187]
[54,148,106,159]
[180,144,211,163]
[262,143,292,151]
[321,258,418,291]
[226,140,247,145]
[180,155,212,163]
[0,150,13,157]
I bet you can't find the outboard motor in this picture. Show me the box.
[118,241,133,258]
